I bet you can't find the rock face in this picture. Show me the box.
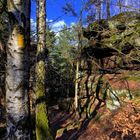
[82,12,140,70]
[77,12,140,115]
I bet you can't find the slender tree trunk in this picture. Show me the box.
[106,0,110,19]
[6,0,31,139]
[36,0,39,39]
[74,1,83,111]
[95,0,102,20]
[74,61,79,110]
[97,4,101,20]
[35,0,54,140]
[25,0,33,137]
[118,0,122,13]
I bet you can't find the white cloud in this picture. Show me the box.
[49,19,53,22]
[46,19,53,23]
[51,20,66,32]
[30,18,68,38]
[30,18,67,33]
[52,20,65,28]
[70,22,76,27]
[30,18,37,41]
[30,18,36,31]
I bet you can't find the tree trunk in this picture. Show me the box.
[6,0,31,139]
[106,0,110,19]
[118,0,122,12]
[95,0,102,20]
[35,0,54,140]
[74,61,79,110]
[97,3,101,20]
[36,0,39,38]
[74,0,83,112]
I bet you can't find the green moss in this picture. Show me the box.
[134,37,140,46]
[110,34,122,43]
[108,21,119,29]
[135,23,140,33]
[127,20,139,27]
[36,104,51,140]
[88,19,108,31]
[83,11,140,65]
[123,29,134,36]
[110,12,139,22]
[36,61,54,140]
[36,104,54,140]
[126,76,140,81]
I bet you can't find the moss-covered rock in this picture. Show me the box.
[83,12,140,47]
[82,12,140,69]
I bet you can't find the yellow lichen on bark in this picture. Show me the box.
[17,34,25,49]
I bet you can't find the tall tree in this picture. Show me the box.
[86,0,103,20]
[96,0,102,20]
[106,0,110,19]
[118,0,123,12]
[6,0,31,139]
[63,0,85,111]
[35,0,54,140]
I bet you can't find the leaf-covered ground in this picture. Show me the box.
[49,99,140,140]
[0,96,140,140]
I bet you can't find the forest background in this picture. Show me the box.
[0,0,140,140]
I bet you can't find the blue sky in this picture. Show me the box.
[30,0,120,32]
[31,0,83,28]
[31,0,80,33]
[31,0,138,32]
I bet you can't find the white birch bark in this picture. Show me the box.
[6,0,31,139]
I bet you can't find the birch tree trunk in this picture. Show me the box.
[6,0,31,139]
[35,0,53,140]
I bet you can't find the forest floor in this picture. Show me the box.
[0,99,140,140]
[50,99,140,140]
[49,73,140,140]
[0,73,140,139]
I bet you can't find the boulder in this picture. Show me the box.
[82,12,140,70]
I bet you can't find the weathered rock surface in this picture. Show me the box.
[82,12,140,70]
